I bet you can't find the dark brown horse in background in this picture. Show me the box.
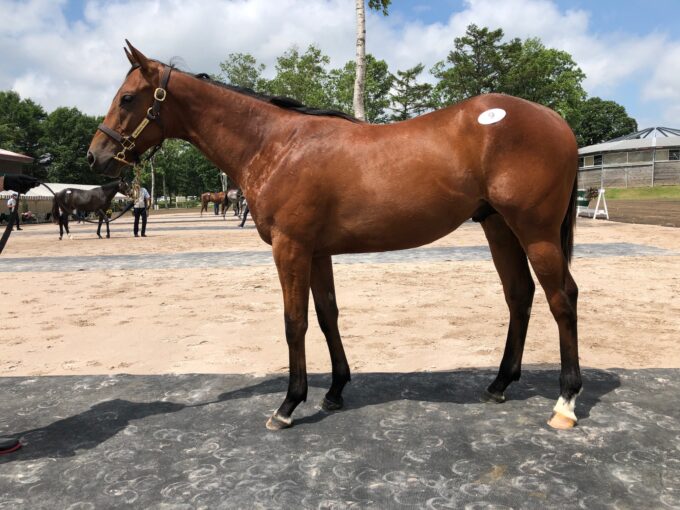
[199,191,226,216]
[88,42,581,431]
[51,180,130,239]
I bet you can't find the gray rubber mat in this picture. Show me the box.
[1,369,678,508]
[0,242,675,272]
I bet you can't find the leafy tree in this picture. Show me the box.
[432,25,520,106]
[266,45,333,108]
[502,38,586,119]
[0,90,47,176]
[569,97,638,147]
[389,64,434,121]
[432,23,588,126]
[216,52,268,91]
[328,54,393,123]
[40,107,103,184]
[150,140,221,198]
[353,0,391,120]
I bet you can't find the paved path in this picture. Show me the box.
[1,369,679,508]
[0,242,675,272]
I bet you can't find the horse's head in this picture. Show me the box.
[87,41,171,178]
[117,180,131,196]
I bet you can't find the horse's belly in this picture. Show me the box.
[318,200,476,255]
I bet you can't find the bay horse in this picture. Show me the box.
[51,181,130,239]
[199,191,226,216]
[88,42,581,431]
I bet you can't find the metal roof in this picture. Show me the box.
[0,148,34,164]
[1,183,128,201]
[579,127,680,155]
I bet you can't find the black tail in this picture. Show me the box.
[561,173,578,264]
[51,197,61,224]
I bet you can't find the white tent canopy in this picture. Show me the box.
[0,183,128,201]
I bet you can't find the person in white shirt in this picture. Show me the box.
[6,192,21,231]
[133,186,151,237]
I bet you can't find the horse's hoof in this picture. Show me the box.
[266,412,293,431]
[547,411,577,430]
[58,236,62,240]
[480,388,505,403]
[106,235,110,239]
[321,395,344,411]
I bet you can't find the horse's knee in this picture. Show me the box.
[505,278,535,318]
[284,315,308,343]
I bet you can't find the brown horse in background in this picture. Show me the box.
[88,42,581,432]
[199,191,226,216]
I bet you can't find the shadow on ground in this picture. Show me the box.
[1,367,678,509]
[1,367,618,462]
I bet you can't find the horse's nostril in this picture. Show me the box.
[87,151,96,167]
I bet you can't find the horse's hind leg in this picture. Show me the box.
[311,255,351,411]
[480,214,535,404]
[520,229,581,429]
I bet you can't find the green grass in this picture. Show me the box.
[605,185,680,200]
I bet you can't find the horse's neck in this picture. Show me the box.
[101,183,119,201]
[167,73,282,194]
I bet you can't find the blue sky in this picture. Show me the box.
[2,0,679,128]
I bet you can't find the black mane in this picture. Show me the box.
[193,73,361,123]
[127,61,360,123]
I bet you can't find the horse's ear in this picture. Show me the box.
[125,40,155,79]
[124,47,135,66]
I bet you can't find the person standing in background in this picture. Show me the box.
[133,185,151,237]
[6,192,21,231]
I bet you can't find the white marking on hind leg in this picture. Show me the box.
[553,395,577,422]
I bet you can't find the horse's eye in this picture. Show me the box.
[121,94,134,104]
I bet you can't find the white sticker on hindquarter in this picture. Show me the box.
[477,108,506,125]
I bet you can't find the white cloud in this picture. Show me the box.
[0,0,676,124]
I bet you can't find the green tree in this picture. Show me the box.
[216,52,268,91]
[0,90,47,175]
[502,38,586,119]
[389,64,434,121]
[432,24,519,106]
[266,45,332,108]
[570,97,638,147]
[328,54,393,122]
[151,140,221,198]
[40,107,102,184]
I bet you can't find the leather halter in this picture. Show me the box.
[98,65,172,166]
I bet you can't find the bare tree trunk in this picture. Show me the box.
[353,0,366,121]
[162,172,167,208]
[150,160,155,210]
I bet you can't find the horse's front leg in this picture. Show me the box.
[311,255,351,410]
[105,216,110,238]
[97,216,103,239]
[266,236,312,430]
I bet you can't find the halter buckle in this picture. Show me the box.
[121,137,136,150]
[154,88,167,101]
[114,151,131,164]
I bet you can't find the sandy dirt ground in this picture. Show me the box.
[1,210,679,377]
